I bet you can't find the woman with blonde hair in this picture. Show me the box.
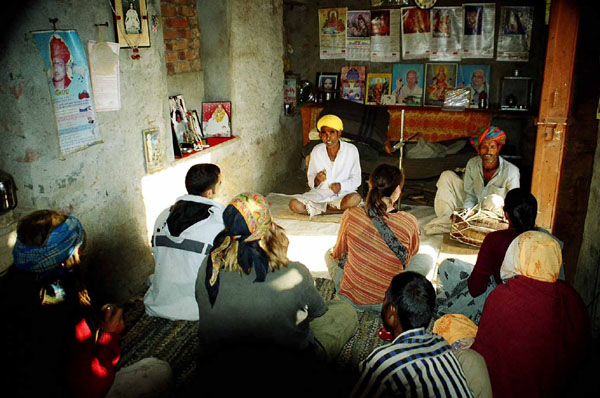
[328,164,421,311]
[195,193,357,388]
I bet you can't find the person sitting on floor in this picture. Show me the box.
[435,231,591,398]
[195,193,358,370]
[425,126,520,235]
[0,210,171,398]
[144,163,224,320]
[289,114,362,217]
[327,164,421,311]
[352,272,474,398]
[434,187,538,323]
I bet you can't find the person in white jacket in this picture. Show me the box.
[289,114,362,217]
[144,163,224,320]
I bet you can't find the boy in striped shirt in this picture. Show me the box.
[352,272,474,398]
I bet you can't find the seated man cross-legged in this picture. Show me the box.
[425,125,520,235]
[289,114,362,217]
[352,272,474,398]
[144,163,225,320]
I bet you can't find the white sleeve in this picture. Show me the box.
[339,146,362,193]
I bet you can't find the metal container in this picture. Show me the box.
[0,170,18,214]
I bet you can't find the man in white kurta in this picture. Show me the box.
[289,114,362,217]
[424,126,520,235]
[144,164,224,320]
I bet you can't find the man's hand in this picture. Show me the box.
[329,182,341,194]
[100,304,125,335]
[314,169,327,187]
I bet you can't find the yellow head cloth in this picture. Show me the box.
[501,230,562,283]
[316,114,344,133]
[433,314,478,345]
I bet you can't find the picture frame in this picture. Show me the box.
[189,110,203,140]
[143,127,162,173]
[365,73,392,105]
[424,63,458,106]
[202,102,232,138]
[316,72,340,90]
[392,64,424,106]
[458,64,491,108]
[283,74,298,116]
[340,66,366,104]
[114,0,151,48]
[169,94,190,156]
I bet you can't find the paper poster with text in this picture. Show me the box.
[462,3,496,59]
[430,7,462,61]
[346,10,371,61]
[319,8,347,59]
[401,7,431,60]
[88,40,121,111]
[33,30,101,157]
[370,9,400,62]
[497,6,534,62]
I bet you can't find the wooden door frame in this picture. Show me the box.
[531,0,580,231]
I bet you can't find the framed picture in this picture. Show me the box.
[284,74,298,116]
[188,110,203,140]
[458,64,490,108]
[392,64,424,106]
[202,102,232,138]
[424,63,457,106]
[169,95,190,154]
[114,0,151,48]
[365,73,392,105]
[340,66,366,103]
[316,72,340,91]
[143,128,162,173]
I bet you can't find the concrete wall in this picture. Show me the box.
[0,0,293,303]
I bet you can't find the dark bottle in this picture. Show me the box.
[478,91,487,109]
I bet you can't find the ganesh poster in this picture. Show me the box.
[33,30,102,157]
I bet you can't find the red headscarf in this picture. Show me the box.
[50,36,71,64]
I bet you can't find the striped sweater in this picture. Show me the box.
[333,207,420,305]
[352,328,474,398]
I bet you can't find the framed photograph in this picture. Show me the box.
[424,63,457,106]
[458,64,490,108]
[189,110,203,140]
[392,64,424,106]
[143,128,162,173]
[340,66,366,103]
[284,74,298,116]
[365,73,392,105]
[114,0,151,48]
[169,95,190,153]
[202,102,232,138]
[316,72,340,90]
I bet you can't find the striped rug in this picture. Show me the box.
[118,278,387,395]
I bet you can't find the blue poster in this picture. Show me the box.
[33,30,101,156]
[391,63,424,106]
[458,64,491,108]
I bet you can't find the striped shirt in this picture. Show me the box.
[352,328,474,398]
[334,207,420,305]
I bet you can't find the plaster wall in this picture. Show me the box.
[166,72,204,111]
[0,0,295,303]
[198,0,230,102]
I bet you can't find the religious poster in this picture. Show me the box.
[346,10,371,61]
[340,66,366,103]
[458,64,490,108]
[401,7,431,60]
[319,8,347,59]
[462,3,495,59]
[202,102,232,138]
[366,73,392,105]
[392,64,424,106]
[33,30,102,157]
[497,6,534,62]
[370,9,400,62]
[283,75,297,115]
[430,7,462,62]
[87,40,121,111]
[424,63,458,106]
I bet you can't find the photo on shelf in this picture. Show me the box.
[340,66,365,103]
[202,102,232,138]
[424,63,457,106]
[366,73,392,105]
[458,64,490,108]
[392,64,424,106]
[168,94,190,156]
[143,127,162,173]
[316,72,340,90]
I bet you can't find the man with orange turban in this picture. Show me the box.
[425,126,520,235]
[50,35,72,90]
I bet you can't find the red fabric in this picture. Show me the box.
[471,276,591,398]
[68,318,121,398]
[467,228,519,297]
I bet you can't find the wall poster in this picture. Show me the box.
[370,9,401,62]
[430,7,462,62]
[33,30,102,157]
[424,63,458,106]
[319,8,347,59]
[497,6,534,62]
[346,10,371,61]
[401,7,431,60]
[462,3,496,59]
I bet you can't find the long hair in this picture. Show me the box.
[366,164,405,218]
[218,222,289,274]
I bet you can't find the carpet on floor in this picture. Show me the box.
[118,278,386,394]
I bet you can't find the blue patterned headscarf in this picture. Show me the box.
[12,216,85,276]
